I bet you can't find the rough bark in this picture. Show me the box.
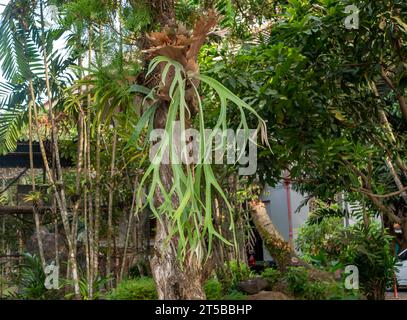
[249,200,297,271]
[106,128,117,288]
[150,104,206,300]
[144,1,211,300]
[249,199,339,288]
[150,216,205,299]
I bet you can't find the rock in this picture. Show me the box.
[237,277,268,295]
[307,268,335,282]
[247,291,292,300]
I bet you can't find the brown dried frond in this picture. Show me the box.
[187,11,219,61]
[147,32,172,46]
[144,10,219,108]
[192,10,219,38]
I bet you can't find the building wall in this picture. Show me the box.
[260,182,309,261]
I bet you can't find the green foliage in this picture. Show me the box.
[283,266,359,300]
[23,191,42,204]
[341,222,396,300]
[9,253,59,300]
[60,0,113,25]
[260,268,281,289]
[200,0,407,220]
[306,200,347,225]
[122,1,151,32]
[1,0,405,301]
[214,260,254,295]
[132,56,267,262]
[204,275,249,300]
[175,0,234,28]
[301,280,360,301]
[285,266,309,297]
[298,214,396,300]
[0,0,75,154]
[65,275,109,300]
[297,216,346,265]
[223,289,247,300]
[213,0,235,28]
[107,277,157,300]
[204,278,223,300]
[227,260,253,287]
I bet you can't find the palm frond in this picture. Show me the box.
[0,81,29,154]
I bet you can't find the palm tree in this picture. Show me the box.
[0,0,81,298]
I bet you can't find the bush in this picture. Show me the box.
[107,277,157,300]
[297,216,345,265]
[227,260,253,287]
[10,253,62,300]
[298,212,395,300]
[223,289,247,300]
[285,267,308,297]
[340,222,395,300]
[260,268,281,289]
[216,260,254,292]
[283,266,361,300]
[204,278,223,300]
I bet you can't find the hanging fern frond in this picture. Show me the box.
[130,56,267,262]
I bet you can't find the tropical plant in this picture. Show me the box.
[260,268,281,289]
[297,216,346,265]
[298,213,396,300]
[133,56,267,261]
[107,277,157,300]
[203,278,223,300]
[11,253,55,300]
[65,274,109,300]
[200,0,407,272]
[340,222,396,300]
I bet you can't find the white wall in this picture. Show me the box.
[260,182,309,260]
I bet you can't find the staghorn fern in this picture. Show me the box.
[130,56,267,262]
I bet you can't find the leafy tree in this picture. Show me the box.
[201,0,407,257]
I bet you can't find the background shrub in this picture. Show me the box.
[223,289,247,300]
[285,267,308,297]
[107,277,157,300]
[204,278,223,300]
[261,268,281,289]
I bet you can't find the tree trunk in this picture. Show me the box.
[38,2,81,297]
[151,216,205,299]
[150,104,206,300]
[106,128,117,288]
[28,92,46,270]
[143,0,206,299]
[249,200,301,271]
[85,25,95,299]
